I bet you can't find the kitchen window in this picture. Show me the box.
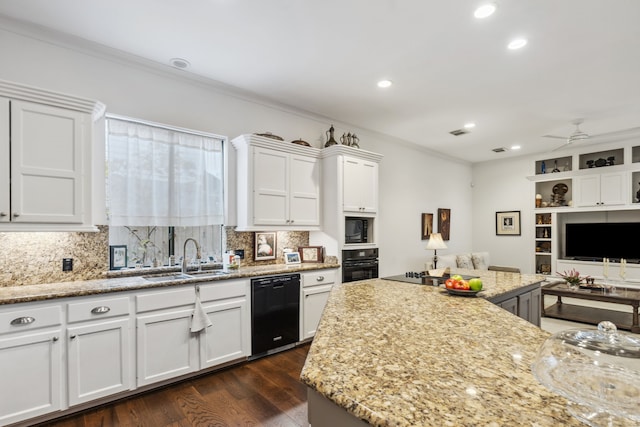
[106,116,226,267]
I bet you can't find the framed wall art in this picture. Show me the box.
[298,246,324,263]
[437,208,451,241]
[109,245,127,270]
[254,231,276,261]
[421,213,433,240]
[496,211,521,236]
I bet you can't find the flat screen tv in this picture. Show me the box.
[565,222,640,262]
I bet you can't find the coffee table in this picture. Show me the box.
[541,282,640,333]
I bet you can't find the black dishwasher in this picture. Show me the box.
[251,274,300,356]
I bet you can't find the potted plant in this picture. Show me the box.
[556,268,589,290]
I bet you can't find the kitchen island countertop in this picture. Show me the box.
[0,261,339,305]
[300,270,586,426]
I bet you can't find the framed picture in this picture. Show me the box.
[421,213,433,240]
[254,232,277,261]
[298,246,324,263]
[109,245,127,270]
[496,211,521,236]
[284,251,301,265]
[437,208,451,241]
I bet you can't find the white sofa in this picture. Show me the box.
[430,252,520,273]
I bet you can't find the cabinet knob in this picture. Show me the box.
[316,276,324,281]
[10,316,35,325]
[70,335,77,340]
[52,336,59,342]
[0,212,7,217]
[12,213,19,217]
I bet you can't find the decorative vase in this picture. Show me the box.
[324,124,338,147]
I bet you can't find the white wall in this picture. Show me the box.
[0,23,475,277]
[472,156,535,273]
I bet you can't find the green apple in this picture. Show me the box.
[469,278,483,291]
[452,274,463,281]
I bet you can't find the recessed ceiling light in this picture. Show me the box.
[507,38,528,50]
[511,145,521,150]
[464,122,476,129]
[170,58,191,69]
[474,3,496,19]
[377,80,393,88]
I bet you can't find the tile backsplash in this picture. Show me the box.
[0,226,311,287]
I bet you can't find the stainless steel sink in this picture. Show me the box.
[142,273,193,282]
[188,270,230,277]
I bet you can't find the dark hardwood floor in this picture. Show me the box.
[38,344,311,427]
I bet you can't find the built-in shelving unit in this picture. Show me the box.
[578,148,624,169]
[535,179,573,208]
[631,145,639,163]
[529,142,640,278]
[534,213,553,274]
[535,156,572,175]
[633,171,640,203]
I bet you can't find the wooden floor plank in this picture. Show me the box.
[35,343,311,427]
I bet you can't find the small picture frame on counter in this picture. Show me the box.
[298,246,324,263]
[109,245,127,270]
[284,251,301,265]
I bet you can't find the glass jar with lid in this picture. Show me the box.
[532,321,640,426]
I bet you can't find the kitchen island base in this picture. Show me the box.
[308,388,369,427]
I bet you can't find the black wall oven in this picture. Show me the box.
[342,248,379,283]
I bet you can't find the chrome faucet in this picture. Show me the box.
[182,238,202,274]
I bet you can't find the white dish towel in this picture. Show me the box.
[191,294,212,332]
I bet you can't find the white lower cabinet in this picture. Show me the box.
[301,270,337,341]
[199,280,250,368]
[136,286,198,387]
[0,304,63,426]
[66,295,133,406]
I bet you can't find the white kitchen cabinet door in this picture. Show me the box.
[67,318,132,406]
[10,100,89,224]
[0,330,62,425]
[343,156,378,213]
[302,284,333,340]
[199,298,249,369]
[136,308,198,387]
[289,154,320,226]
[0,98,9,222]
[253,147,289,225]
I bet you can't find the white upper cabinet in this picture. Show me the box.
[575,172,627,207]
[232,134,321,231]
[343,155,378,213]
[0,79,105,231]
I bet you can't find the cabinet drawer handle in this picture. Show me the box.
[12,213,20,218]
[0,212,7,217]
[316,276,324,281]
[70,335,77,340]
[91,306,111,314]
[10,316,35,325]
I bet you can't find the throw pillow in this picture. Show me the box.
[472,252,490,270]
[456,254,474,269]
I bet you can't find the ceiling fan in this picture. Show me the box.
[544,119,640,151]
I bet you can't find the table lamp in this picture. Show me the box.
[426,233,448,268]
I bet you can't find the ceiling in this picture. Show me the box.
[1,0,640,163]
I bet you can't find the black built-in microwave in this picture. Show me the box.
[345,217,369,244]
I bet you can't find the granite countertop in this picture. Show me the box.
[0,262,339,305]
[300,271,586,426]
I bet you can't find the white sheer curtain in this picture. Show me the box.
[106,118,225,226]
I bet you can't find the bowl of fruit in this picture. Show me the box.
[444,275,483,296]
